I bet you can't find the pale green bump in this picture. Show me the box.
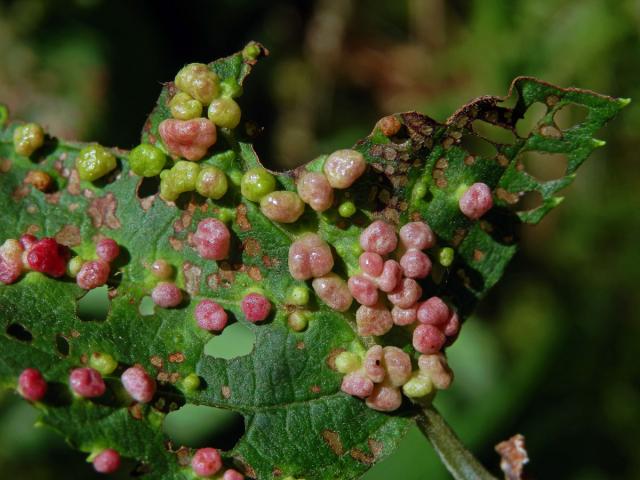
[196,166,228,199]
[334,351,361,374]
[287,286,309,306]
[288,311,310,332]
[228,169,243,186]
[160,171,179,202]
[413,182,427,201]
[169,91,203,120]
[182,373,201,391]
[242,42,261,61]
[13,122,45,157]
[220,77,243,99]
[438,247,454,267]
[76,144,117,181]
[217,208,235,224]
[592,139,606,148]
[67,256,84,277]
[338,201,356,218]
[175,63,219,105]
[89,352,118,375]
[454,183,469,201]
[402,373,433,398]
[208,97,241,129]
[241,167,276,202]
[171,160,200,192]
[617,97,631,108]
[129,143,167,177]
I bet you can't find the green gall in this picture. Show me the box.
[228,169,243,186]
[174,63,219,105]
[241,167,276,202]
[334,351,361,374]
[402,372,433,398]
[88,352,118,376]
[76,144,117,181]
[438,247,454,267]
[260,191,305,223]
[413,183,427,200]
[182,373,201,391]
[217,208,235,224]
[13,123,44,157]
[338,201,356,218]
[208,97,241,129]
[129,144,167,177]
[242,42,261,61]
[220,78,243,98]
[287,286,310,306]
[169,92,203,120]
[159,172,179,202]
[170,160,200,192]
[67,256,84,277]
[196,166,228,199]
[288,311,310,332]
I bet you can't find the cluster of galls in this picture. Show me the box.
[17,362,243,477]
[0,234,120,290]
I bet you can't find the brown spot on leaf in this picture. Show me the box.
[88,192,121,229]
[496,434,529,480]
[140,195,155,211]
[25,170,52,192]
[174,205,195,233]
[26,224,40,235]
[247,266,262,281]
[539,124,562,139]
[129,403,144,420]
[326,348,346,370]
[55,225,81,247]
[272,468,282,477]
[546,95,560,106]
[175,447,191,467]
[0,159,11,172]
[322,430,344,456]
[168,237,183,251]
[45,192,61,204]
[473,249,485,262]
[150,356,163,370]
[464,155,475,165]
[221,385,231,398]
[368,439,383,458]
[236,203,251,231]
[350,448,374,465]
[12,185,29,201]
[67,169,81,195]
[296,341,305,350]
[497,154,509,167]
[183,262,202,296]
[168,352,185,363]
[436,178,448,189]
[26,205,38,214]
[310,385,321,394]
[496,188,520,205]
[242,238,261,256]
[169,372,180,383]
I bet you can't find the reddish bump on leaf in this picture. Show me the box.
[288,233,334,281]
[356,302,393,336]
[365,382,402,412]
[19,234,37,250]
[241,292,271,323]
[193,218,231,261]
[412,324,446,354]
[417,296,450,326]
[359,220,398,256]
[69,367,106,398]
[340,372,374,399]
[93,448,121,474]
[323,149,366,189]
[76,260,110,290]
[121,365,156,403]
[363,345,385,383]
[223,469,245,480]
[151,282,183,308]
[399,221,435,250]
[391,305,418,326]
[444,311,460,338]
[399,249,432,279]
[96,238,120,263]
[382,347,412,387]
[191,447,222,478]
[296,171,334,212]
[0,239,24,284]
[387,278,422,309]
[376,259,403,293]
[348,274,379,306]
[418,353,454,389]
[359,252,384,277]
[195,299,228,331]
[312,273,353,312]
[459,182,493,219]
[18,368,47,402]
[26,237,69,278]
[158,118,217,161]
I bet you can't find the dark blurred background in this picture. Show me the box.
[1,0,639,478]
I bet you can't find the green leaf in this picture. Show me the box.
[0,43,626,479]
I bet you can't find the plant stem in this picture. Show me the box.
[417,404,498,480]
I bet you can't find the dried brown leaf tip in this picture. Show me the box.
[495,434,529,480]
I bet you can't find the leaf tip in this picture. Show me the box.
[592,139,607,148]
[617,97,632,108]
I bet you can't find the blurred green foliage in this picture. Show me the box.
[0,0,638,478]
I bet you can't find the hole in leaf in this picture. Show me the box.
[77,285,110,321]
[137,176,160,198]
[55,334,70,356]
[554,103,589,130]
[139,296,155,316]
[205,322,255,359]
[520,151,568,181]
[163,404,245,449]
[471,120,516,145]
[515,191,543,211]
[6,323,33,343]
[515,102,547,137]
[460,134,498,158]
